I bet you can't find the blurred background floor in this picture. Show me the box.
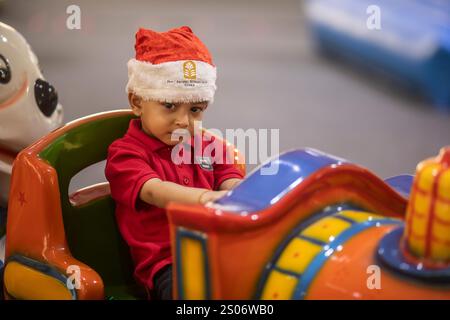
[1,0,449,192]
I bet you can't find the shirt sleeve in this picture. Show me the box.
[212,139,245,190]
[105,141,160,210]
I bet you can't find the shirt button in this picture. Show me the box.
[183,177,190,185]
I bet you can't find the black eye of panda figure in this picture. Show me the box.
[0,54,11,84]
[34,79,58,117]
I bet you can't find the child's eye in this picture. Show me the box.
[191,107,204,113]
[163,103,175,110]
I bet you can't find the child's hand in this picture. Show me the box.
[199,190,228,205]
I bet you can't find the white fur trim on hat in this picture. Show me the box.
[126,58,217,103]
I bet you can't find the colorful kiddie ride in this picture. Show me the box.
[3,107,450,299]
[0,22,63,287]
[171,147,450,299]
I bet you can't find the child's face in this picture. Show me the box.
[130,95,208,146]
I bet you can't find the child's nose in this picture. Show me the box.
[175,112,189,128]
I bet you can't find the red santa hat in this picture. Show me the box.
[126,26,217,103]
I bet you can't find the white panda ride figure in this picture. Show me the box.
[0,22,64,268]
[0,22,63,206]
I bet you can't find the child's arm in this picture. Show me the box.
[139,178,227,208]
[218,178,241,191]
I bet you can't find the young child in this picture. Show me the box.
[105,26,244,300]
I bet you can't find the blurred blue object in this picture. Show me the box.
[305,0,450,111]
[384,174,414,198]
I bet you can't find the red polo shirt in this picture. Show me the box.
[105,119,243,293]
